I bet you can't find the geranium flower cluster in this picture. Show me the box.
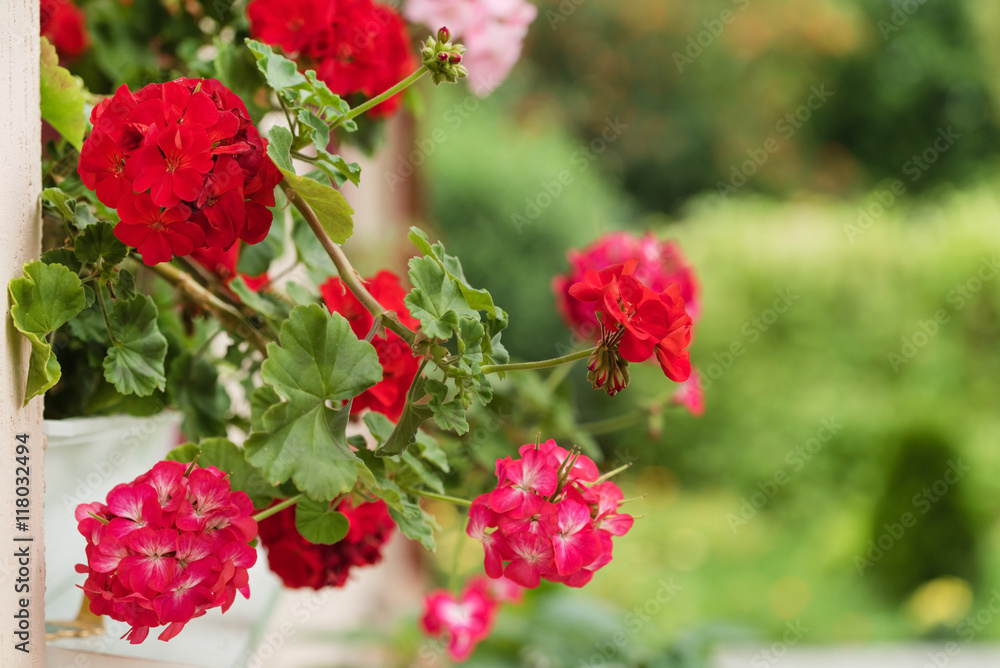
[421,575,522,661]
[321,271,421,421]
[405,0,537,97]
[41,0,89,60]
[569,259,692,396]
[74,461,258,644]
[257,497,395,589]
[247,0,415,118]
[467,440,634,590]
[77,78,282,265]
[554,232,702,405]
[554,232,700,338]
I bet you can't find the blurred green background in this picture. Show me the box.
[411,0,1000,661]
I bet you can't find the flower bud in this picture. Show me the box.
[587,343,630,396]
[449,53,462,64]
[437,26,450,43]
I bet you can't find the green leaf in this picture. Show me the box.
[8,260,86,402]
[375,398,433,458]
[245,39,307,90]
[250,385,281,432]
[404,256,477,340]
[41,187,76,223]
[298,109,330,150]
[165,443,200,463]
[74,204,98,230]
[75,221,128,265]
[388,497,439,551]
[415,431,450,472]
[409,227,507,322]
[103,295,168,397]
[295,497,350,544]
[244,305,382,500]
[39,37,85,150]
[230,276,289,323]
[267,125,294,172]
[166,438,280,509]
[400,450,444,493]
[168,353,231,440]
[280,168,354,244]
[115,269,135,300]
[41,248,82,273]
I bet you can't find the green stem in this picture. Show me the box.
[480,347,596,375]
[253,494,303,522]
[144,260,273,355]
[449,518,467,593]
[334,67,429,127]
[593,463,632,485]
[282,180,417,346]
[415,491,473,507]
[94,281,118,346]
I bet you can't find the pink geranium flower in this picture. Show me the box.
[468,440,634,590]
[75,461,258,644]
[421,581,499,661]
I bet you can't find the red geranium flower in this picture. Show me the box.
[248,0,416,118]
[554,232,700,338]
[77,78,282,265]
[41,0,89,60]
[75,461,258,644]
[320,271,421,420]
[257,497,395,589]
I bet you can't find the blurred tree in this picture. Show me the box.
[526,0,1000,212]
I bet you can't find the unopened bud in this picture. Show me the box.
[437,27,451,43]
[449,53,462,64]
[437,52,449,62]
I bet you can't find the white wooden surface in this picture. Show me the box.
[1,0,46,666]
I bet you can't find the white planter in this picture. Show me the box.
[44,413,283,667]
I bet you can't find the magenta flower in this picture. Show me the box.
[75,461,258,644]
[468,439,634,590]
[421,580,499,661]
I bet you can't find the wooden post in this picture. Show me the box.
[1,0,46,666]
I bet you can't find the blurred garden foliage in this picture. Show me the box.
[525,0,1000,212]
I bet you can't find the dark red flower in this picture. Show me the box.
[257,498,395,589]
[41,0,89,60]
[74,461,258,644]
[320,271,421,420]
[248,0,417,118]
